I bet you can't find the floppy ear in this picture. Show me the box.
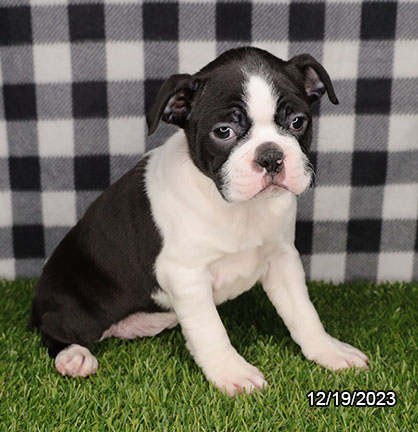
[288,54,339,105]
[146,74,200,135]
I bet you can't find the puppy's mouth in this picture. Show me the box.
[253,170,288,198]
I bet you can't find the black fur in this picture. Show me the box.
[30,156,164,357]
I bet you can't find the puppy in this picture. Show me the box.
[31,47,369,396]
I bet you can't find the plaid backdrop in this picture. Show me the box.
[0,0,417,282]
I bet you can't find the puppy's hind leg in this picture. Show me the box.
[55,344,98,378]
[39,312,102,377]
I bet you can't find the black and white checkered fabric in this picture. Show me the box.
[0,0,417,281]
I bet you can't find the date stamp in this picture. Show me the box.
[307,390,397,407]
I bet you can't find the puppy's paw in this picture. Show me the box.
[204,353,268,397]
[55,344,98,377]
[305,335,369,371]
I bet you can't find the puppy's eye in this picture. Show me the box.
[212,126,236,140]
[290,116,306,131]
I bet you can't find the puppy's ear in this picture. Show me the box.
[288,54,339,105]
[146,74,200,135]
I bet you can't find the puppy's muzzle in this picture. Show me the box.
[255,142,284,175]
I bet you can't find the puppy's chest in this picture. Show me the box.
[201,212,276,301]
[152,246,266,310]
[209,244,271,305]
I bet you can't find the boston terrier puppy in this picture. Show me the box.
[31,47,369,396]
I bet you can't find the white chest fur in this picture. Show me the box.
[209,245,270,305]
[147,132,297,310]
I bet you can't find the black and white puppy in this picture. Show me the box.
[31,47,369,396]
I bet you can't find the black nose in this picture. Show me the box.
[255,142,284,175]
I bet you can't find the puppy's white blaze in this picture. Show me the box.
[244,74,277,125]
[222,74,312,201]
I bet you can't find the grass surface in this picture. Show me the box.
[0,279,417,431]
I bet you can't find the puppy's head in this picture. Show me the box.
[147,47,338,202]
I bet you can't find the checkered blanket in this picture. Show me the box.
[0,0,417,282]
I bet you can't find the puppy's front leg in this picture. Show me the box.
[164,267,267,396]
[262,247,369,370]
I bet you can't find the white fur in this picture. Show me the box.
[145,127,368,396]
[100,312,178,340]
[221,74,312,202]
[55,344,98,377]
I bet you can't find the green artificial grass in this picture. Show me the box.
[0,279,417,431]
